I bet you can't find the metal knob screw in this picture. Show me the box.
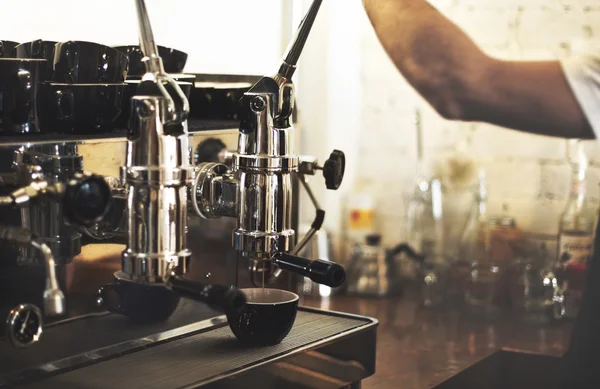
[251,96,266,112]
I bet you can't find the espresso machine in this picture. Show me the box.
[0,1,377,388]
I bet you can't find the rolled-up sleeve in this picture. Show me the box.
[561,53,600,138]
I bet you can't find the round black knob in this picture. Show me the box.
[323,150,345,190]
[194,138,226,164]
[62,173,113,227]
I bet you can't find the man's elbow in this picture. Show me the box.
[412,69,481,121]
[418,86,469,121]
[428,91,468,120]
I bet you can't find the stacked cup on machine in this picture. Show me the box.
[112,45,190,129]
[0,39,48,136]
[13,40,129,134]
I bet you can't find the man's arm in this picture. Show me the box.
[362,0,595,139]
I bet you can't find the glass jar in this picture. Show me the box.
[464,258,505,320]
[509,244,556,324]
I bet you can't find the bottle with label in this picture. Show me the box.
[345,191,376,244]
[555,144,596,319]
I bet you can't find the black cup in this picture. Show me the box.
[97,276,181,324]
[0,58,46,135]
[114,80,193,129]
[13,40,57,80]
[114,45,188,76]
[38,82,125,134]
[0,41,19,58]
[226,288,299,346]
[53,41,129,84]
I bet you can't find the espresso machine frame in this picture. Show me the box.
[0,1,378,387]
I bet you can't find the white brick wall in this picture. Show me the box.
[298,0,600,251]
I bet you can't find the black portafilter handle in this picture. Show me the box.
[273,253,346,288]
[167,276,247,316]
[62,172,113,227]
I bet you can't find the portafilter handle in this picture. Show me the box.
[273,253,346,288]
[167,276,247,316]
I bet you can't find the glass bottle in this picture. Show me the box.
[554,142,596,319]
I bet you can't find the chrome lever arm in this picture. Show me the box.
[278,0,324,80]
[134,0,189,124]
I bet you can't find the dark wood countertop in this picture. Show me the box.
[301,290,573,389]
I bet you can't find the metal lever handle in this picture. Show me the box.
[135,0,162,75]
[167,276,247,316]
[278,0,323,79]
[133,0,189,123]
[274,253,346,288]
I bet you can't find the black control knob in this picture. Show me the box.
[62,173,113,227]
[194,138,226,164]
[323,150,345,190]
[274,253,346,288]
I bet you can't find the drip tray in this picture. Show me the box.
[10,308,377,389]
[432,349,562,389]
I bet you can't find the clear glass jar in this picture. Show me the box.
[464,258,505,319]
[509,244,556,324]
[346,234,396,297]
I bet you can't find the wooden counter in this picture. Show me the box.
[302,290,573,389]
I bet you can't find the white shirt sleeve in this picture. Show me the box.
[561,53,600,138]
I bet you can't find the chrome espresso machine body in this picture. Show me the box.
[0,1,377,388]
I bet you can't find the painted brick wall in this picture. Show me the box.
[348,0,600,248]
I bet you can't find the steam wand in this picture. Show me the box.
[0,226,65,316]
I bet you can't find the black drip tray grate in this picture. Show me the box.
[19,310,369,389]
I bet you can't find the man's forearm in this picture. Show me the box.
[363,0,490,119]
[363,0,594,139]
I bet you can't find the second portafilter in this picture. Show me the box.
[97,0,246,323]
[191,0,347,289]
